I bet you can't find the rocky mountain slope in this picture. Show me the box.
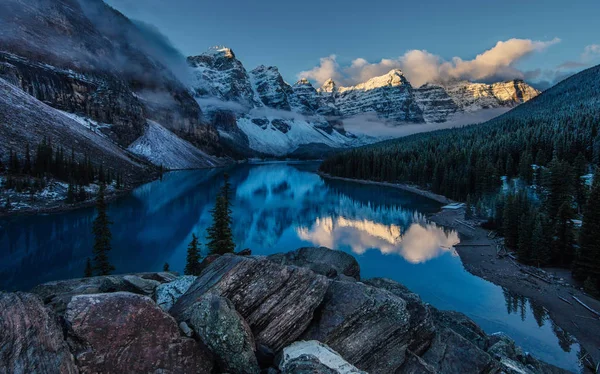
[1,247,571,373]
[0,0,220,168]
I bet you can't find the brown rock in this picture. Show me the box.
[268,247,361,280]
[0,292,77,374]
[65,292,213,373]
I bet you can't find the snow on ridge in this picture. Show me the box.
[128,120,219,169]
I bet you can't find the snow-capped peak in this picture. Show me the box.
[203,46,235,59]
[338,69,409,93]
[320,78,337,93]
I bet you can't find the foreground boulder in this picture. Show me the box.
[154,275,197,311]
[364,278,436,354]
[421,328,498,373]
[0,292,77,374]
[278,340,366,374]
[171,254,329,352]
[302,280,411,373]
[430,309,489,351]
[31,272,177,314]
[179,293,259,374]
[268,246,360,280]
[65,292,213,373]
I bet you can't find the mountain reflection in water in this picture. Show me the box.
[0,161,582,372]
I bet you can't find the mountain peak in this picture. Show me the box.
[204,46,235,59]
[320,78,337,93]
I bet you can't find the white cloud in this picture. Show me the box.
[299,38,561,88]
[582,44,600,61]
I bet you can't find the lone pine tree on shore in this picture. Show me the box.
[92,184,114,275]
[84,258,93,278]
[206,173,235,255]
[184,234,201,276]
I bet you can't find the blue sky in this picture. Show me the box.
[105,0,599,89]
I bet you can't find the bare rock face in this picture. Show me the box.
[268,247,361,280]
[179,293,259,374]
[301,280,411,373]
[65,292,214,373]
[278,340,366,374]
[0,292,77,374]
[31,272,176,315]
[431,308,489,350]
[364,278,436,354]
[398,351,437,374]
[170,254,329,352]
[154,275,197,312]
[421,328,497,374]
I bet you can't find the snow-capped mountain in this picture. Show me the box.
[318,71,540,124]
[187,47,359,156]
[319,69,425,123]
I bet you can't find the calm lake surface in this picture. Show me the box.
[0,161,582,372]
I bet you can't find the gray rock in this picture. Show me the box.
[65,292,214,373]
[180,293,259,374]
[154,275,197,311]
[123,275,161,296]
[421,328,497,374]
[301,280,411,373]
[268,247,360,280]
[0,292,77,374]
[430,308,489,351]
[364,278,436,354]
[398,350,437,374]
[278,341,366,374]
[31,272,177,314]
[171,254,329,352]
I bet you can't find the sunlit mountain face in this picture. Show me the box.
[0,162,582,371]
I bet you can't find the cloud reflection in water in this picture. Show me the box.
[297,216,460,263]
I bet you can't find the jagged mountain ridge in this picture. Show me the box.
[318,71,540,123]
[187,47,357,156]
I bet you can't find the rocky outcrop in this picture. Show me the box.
[2,247,572,374]
[413,83,460,123]
[440,79,540,112]
[364,278,436,354]
[268,246,361,280]
[171,254,330,352]
[301,280,411,373]
[179,293,259,374]
[278,340,366,374]
[31,272,176,314]
[65,292,214,373]
[0,292,77,374]
[154,275,197,311]
[250,65,293,110]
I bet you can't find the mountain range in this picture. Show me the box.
[0,0,540,172]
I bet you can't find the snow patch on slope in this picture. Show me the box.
[128,120,219,169]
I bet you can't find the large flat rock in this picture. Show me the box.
[0,292,77,374]
[65,292,213,373]
[170,254,329,352]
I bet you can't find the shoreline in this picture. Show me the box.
[320,172,599,371]
[318,172,455,205]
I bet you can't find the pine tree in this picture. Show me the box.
[84,257,93,277]
[531,213,551,267]
[163,262,170,272]
[184,234,201,275]
[206,174,235,255]
[465,194,473,219]
[552,201,575,266]
[92,184,114,275]
[573,171,600,286]
[66,182,75,204]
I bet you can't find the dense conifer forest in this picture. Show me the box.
[320,64,600,294]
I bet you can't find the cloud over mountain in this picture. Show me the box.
[299,38,561,87]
